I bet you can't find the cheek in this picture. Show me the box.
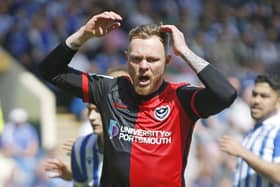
[128,63,137,74]
[261,100,278,115]
[266,100,278,110]
[152,63,165,75]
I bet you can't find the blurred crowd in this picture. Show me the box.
[0,107,72,187]
[1,0,280,186]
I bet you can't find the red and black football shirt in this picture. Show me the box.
[39,42,237,187]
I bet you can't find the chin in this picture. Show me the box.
[135,87,151,96]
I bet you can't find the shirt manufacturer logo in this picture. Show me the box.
[154,105,170,121]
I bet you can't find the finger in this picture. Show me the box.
[46,171,62,178]
[101,23,120,35]
[102,11,122,22]
[47,158,61,165]
[108,11,122,21]
[103,11,119,21]
[62,143,73,150]
[160,26,172,33]
[45,163,59,170]
[160,25,176,32]
[63,139,75,146]
[45,160,57,168]
[46,159,64,168]
[103,11,115,19]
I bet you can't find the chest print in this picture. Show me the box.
[154,105,170,121]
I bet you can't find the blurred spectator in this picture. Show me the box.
[0,100,4,136]
[1,108,39,187]
[91,29,127,74]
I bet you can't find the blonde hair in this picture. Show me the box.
[128,24,169,54]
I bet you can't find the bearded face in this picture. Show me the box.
[127,36,168,96]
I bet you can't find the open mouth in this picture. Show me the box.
[138,75,150,86]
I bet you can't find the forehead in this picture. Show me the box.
[253,82,276,95]
[128,36,165,56]
[87,104,97,110]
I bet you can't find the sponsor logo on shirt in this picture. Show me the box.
[154,105,170,121]
[108,119,172,144]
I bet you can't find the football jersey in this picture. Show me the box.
[39,42,237,187]
[233,114,280,187]
[71,134,103,187]
[82,74,197,187]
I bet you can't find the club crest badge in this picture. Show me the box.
[154,105,170,121]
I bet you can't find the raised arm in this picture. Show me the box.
[65,11,122,50]
[160,25,237,118]
[39,11,122,99]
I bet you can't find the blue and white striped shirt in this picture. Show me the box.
[71,134,103,187]
[234,113,280,187]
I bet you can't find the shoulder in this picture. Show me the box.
[166,81,195,92]
[73,134,98,152]
[263,113,280,127]
[167,81,190,88]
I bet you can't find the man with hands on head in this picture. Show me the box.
[220,74,280,187]
[40,11,236,187]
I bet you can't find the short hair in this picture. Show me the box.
[106,66,129,78]
[106,66,127,75]
[255,73,280,94]
[128,24,169,54]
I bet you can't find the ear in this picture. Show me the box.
[124,50,128,60]
[165,55,171,65]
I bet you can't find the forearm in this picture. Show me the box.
[180,48,209,73]
[197,65,237,103]
[39,42,77,81]
[65,26,93,50]
[181,47,236,104]
[241,149,280,184]
[188,64,236,118]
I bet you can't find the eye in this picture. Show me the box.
[146,57,159,63]
[260,94,269,98]
[130,56,142,63]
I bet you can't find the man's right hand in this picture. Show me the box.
[66,11,122,50]
[84,11,122,37]
[44,158,72,181]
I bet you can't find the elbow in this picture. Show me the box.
[38,62,54,82]
[224,87,237,107]
[219,86,237,109]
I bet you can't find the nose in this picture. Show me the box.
[88,111,98,121]
[252,95,261,105]
[139,59,149,70]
